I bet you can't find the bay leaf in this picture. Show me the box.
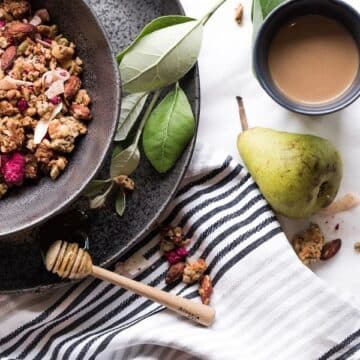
[115,190,126,216]
[116,15,195,63]
[110,143,140,178]
[115,92,149,142]
[119,20,203,93]
[83,179,112,198]
[143,83,195,173]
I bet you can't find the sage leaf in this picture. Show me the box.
[252,0,285,36]
[115,190,126,216]
[110,143,140,178]
[88,183,113,209]
[116,16,195,63]
[119,20,203,93]
[112,144,123,159]
[143,83,195,173]
[83,179,112,198]
[115,92,149,142]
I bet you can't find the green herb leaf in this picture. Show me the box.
[83,179,112,198]
[88,183,113,209]
[110,143,140,178]
[115,92,149,142]
[116,16,195,63]
[119,19,203,93]
[112,145,123,159]
[252,0,285,36]
[115,190,126,216]
[143,83,195,173]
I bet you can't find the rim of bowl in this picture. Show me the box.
[0,0,121,239]
[253,0,360,116]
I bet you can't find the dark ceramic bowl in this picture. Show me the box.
[253,0,360,115]
[0,0,120,239]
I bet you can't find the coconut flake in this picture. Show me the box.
[319,193,360,216]
[30,15,42,26]
[42,68,70,89]
[45,79,65,98]
[34,102,63,144]
[0,76,33,90]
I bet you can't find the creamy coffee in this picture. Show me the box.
[268,14,359,105]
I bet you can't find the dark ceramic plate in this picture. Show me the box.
[0,0,200,293]
[0,0,120,238]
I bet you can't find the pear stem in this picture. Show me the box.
[236,96,249,131]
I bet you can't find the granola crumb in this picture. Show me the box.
[292,223,325,265]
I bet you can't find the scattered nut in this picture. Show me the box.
[161,226,190,247]
[1,45,17,70]
[199,275,212,305]
[292,223,325,265]
[235,3,243,24]
[321,239,342,261]
[354,242,360,253]
[165,262,185,284]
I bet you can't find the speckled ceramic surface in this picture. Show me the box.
[0,0,120,239]
[0,0,200,293]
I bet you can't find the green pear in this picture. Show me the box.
[237,127,342,219]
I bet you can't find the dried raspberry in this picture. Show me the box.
[1,153,25,186]
[0,21,6,28]
[44,38,52,44]
[49,96,61,105]
[164,247,189,265]
[17,98,28,112]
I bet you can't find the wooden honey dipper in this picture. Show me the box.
[45,240,215,326]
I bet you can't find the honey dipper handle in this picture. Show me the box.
[91,265,215,327]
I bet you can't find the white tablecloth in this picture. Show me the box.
[183,0,360,303]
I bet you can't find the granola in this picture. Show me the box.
[292,223,325,265]
[0,0,92,198]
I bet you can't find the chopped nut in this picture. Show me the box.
[64,75,81,100]
[235,3,243,24]
[354,242,360,253]
[183,259,208,284]
[113,175,135,191]
[199,275,212,305]
[321,239,341,261]
[292,223,325,265]
[165,262,185,284]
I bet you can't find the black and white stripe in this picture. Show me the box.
[0,151,359,360]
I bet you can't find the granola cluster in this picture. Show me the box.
[160,225,213,305]
[0,0,92,198]
[292,223,341,265]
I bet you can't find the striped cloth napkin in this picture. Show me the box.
[1,145,360,360]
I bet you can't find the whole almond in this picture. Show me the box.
[1,45,17,71]
[165,262,185,284]
[64,76,82,100]
[199,275,213,305]
[6,22,36,41]
[35,9,50,23]
[321,239,342,261]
